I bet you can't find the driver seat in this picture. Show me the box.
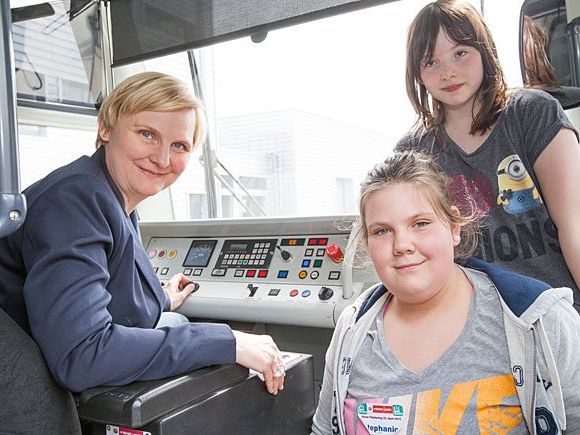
[0,308,81,434]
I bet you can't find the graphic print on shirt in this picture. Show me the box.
[449,171,494,219]
[496,155,542,215]
[445,158,563,268]
[344,373,523,434]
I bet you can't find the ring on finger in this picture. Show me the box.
[274,365,285,378]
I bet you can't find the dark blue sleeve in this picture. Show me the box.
[21,177,235,392]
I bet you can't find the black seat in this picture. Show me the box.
[0,308,81,434]
[0,307,316,434]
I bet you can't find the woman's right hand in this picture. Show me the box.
[163,273,199,311]
[232,330,285,395]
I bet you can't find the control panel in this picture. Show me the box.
[141,216,377,328]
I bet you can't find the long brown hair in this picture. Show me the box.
[523,16,558,88]
[405,0,508,135]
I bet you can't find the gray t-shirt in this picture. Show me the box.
[344,268,529,434]
[396,88,579,308]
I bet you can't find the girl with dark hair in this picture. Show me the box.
[397,0,580,313]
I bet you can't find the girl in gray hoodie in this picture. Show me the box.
[311,151,580,434]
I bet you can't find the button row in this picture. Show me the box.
[301,259,323,268]
[148,249,178,259]
[304,248,326,257]
[224,258,267,266]
[153,268,340,280]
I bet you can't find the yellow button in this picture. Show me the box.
[168,250,177,258]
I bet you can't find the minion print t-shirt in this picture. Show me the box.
[396,88,579,311]
[343,268,529,434]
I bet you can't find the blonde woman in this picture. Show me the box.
[0,72,285,394]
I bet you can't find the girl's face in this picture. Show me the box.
[419,28,484,115]
[365,183,461,305]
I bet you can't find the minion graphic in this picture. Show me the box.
[496,154,542,214]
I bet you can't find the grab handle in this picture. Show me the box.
[0,0,26,237]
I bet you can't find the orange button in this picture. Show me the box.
[298,270,307,279]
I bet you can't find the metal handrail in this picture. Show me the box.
[0,0,26,237]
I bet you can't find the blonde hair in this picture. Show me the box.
[96,71,206,148]
[353,151,478,259]
[405,0,508,136]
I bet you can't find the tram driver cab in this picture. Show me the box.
[2,0,580,433]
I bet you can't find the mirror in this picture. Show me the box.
[520,0,580,109]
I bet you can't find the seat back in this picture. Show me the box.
[0,308,81,434]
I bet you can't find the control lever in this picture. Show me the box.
[318,286,334,301]
[276,245,292,262]
[181,280,200,293]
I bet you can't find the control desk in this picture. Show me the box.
[141,216,377,328]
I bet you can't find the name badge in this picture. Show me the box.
[357,400,409,434]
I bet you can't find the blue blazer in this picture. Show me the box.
[0,147,235,392]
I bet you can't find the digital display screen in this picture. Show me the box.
[229,243,248,251]
[217,238,278,269]
[183,240,217,267]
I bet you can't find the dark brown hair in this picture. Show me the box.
[405,0,508,135]
[523,16,558,88]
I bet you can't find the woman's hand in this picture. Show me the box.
[232,330,286,395]
[163,273,199,311]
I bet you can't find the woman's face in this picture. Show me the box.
[100,109,196,213]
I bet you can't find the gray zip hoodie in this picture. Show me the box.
[311,258,580,434]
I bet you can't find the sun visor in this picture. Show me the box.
[110,0,393,66]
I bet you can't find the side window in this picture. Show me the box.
[12,0,99,188]
[17,114,96,189]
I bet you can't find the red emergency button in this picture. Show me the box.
[326,243,344,263]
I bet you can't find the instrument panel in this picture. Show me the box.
[141,216,377,328]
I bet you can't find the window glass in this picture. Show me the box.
[133,1,431,220]
[12,0,100,109]
[18,122,96,189]
[14,0,521,220]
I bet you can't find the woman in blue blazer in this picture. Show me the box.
[0,72,285,394]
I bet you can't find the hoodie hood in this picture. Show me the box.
[355,257,571,327]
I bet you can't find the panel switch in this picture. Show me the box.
[247,284,258,297]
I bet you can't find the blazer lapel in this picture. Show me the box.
[128,213,167,312]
